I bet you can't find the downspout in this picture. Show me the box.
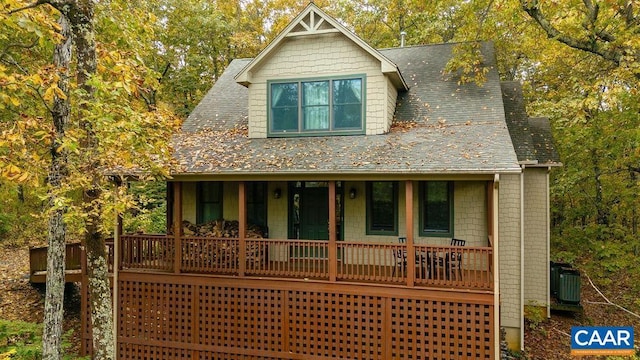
[493,174,500,360]
[520,165,525,351]
[546,167,551,318]
[112,181,122,356]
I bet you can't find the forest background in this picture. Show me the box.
[1,0,639,357]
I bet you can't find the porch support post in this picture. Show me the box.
[166,182,174,233]
[116,205,123,271]
[405,180,415,287]
[113,181,122,358]
[238,181,246,277]
[328,181,337,282]
[173,181,182,274]
[492,174,500,360]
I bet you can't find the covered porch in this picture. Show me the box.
[110,177,501,359]
[126,178,499,290]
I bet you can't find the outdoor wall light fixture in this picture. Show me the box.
[349,188,357,199]
[273,188,282,199]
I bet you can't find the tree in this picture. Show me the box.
[3,1,178,358]
[42,13,71,359]
[521,0,640,80]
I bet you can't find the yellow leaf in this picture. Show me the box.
[53,86,67,100]
[17,172,29,182]
[8,164,20,174]
[31,73,43,86]
[43,86,55,102]
[2,348,18,357]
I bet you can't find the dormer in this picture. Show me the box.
[235,4,408,138]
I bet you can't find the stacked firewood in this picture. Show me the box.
[181,219,266,238]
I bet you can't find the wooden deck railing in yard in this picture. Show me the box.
[118,235,494,290]
[30,243,83,273]
[30,242,114,283]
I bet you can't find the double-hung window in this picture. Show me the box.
[269,76,364,136]
[197,182,223,224]
[247,182,267,230]
[420,181,454,237]
[366,181,398,235]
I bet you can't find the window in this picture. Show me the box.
[420,181,453,237]
[366,182,398,235]
[247,182,267,229]
[197,182,222,224]
[269,76,364,136]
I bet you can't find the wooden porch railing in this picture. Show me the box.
[119,234,173,272]
[245,239,328,279]
[118,235,494,290]
[29,242,83,273]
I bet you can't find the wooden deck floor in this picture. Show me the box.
[30,269,83,284]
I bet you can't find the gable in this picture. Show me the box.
[236,4,409,138]
[235,3,406,90]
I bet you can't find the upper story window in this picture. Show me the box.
[269,76,365,136]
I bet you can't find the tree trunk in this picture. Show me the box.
[72,1,115,358]
[42,14,72,360]
[55,0,115,358]
[84,220,114,360]
[591,148,609,228]
[42,15,71,360]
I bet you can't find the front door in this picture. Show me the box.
[289,182,343,259]
[300,186,329,240]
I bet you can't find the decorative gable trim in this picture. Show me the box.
[235,3,407,91]
[287,9,339,37]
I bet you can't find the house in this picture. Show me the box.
[108,4,561,359]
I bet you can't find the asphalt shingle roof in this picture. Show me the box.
[183,58,251,132]
[528,117,562,166]
[172,42,529,176]
[501,81,561,166]
[501,81,536,163]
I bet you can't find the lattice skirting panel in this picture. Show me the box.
[116,273,494,359]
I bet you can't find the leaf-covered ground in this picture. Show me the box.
[1,243,638,359]
[524,279,640,359]
[0,244,82,356]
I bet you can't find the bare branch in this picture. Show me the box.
[585,273,640,320]
[26,83,54,115]
[0,38,39,60]
[159,62,171,83]
[7,0,47,14]
[582,0,598,25]
[3,81,55,114]
[624,1,637,28]
[552,328,571,338]
[521,0,623,65]
[1,54,30,74]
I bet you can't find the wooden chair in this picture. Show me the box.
[444,238,466,280]
[392,237,407,276]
